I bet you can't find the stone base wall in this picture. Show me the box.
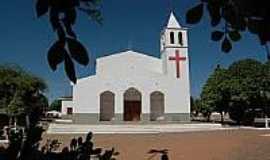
[72,113,190,124]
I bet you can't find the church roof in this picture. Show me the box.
[97,49,159,61]
[166,12,182,28]
[59,96,73,100]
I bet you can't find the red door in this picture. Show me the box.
[124,101,141,121]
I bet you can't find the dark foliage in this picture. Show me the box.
[0,65,48,128]
[35,0,102,84]
[211,31,224,41]
[5,127,118,160]
[148,149,169,160]
[0,114,9,128]
[186,3,204,24]
[221,37,232,53]
[186,0,270,56]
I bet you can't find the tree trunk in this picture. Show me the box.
[237,119,241,126]
[207,113,211,122]
[9,116,12,127]
[220,112,224,124]
[25,115,30,130]
[14,116,17,131]
[17,116,30,160]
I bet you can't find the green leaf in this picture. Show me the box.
[47,41,65,71]
[229,30,241,42]
[67,38,89,66]
[36,0,49,17]
[64,53,77,84]
[186,3,204,24]
[221,37,232,53]
[211,31,224,41]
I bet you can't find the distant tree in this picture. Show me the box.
[6,91,25,127]
[186,0,270,58]
[227,59,266,124]
[200,66,230,123]
[190,96,194,113]
[200,59,270,124]
[200,100,214,122]
[49,99,62,111]
[190,97,202,117]
[0,65,48,128]
[262,61,270,116]
[35,0,102,83]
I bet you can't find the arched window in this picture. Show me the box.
[178,32,183,45]
[150,91,165,121]
[170,32,175,44]
[100,91,115,121]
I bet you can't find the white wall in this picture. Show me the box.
[73,50,190,115]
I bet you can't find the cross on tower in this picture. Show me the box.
[169,50,186,78]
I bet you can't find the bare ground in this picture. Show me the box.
[43,129,270,160]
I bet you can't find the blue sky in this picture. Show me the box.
[0,0,267,103]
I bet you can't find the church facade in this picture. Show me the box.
[61,12,191,124]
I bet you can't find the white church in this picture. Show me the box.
[61,12,191,124]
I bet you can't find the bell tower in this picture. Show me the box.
[160,12,189,80]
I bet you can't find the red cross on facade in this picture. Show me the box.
[169,50,186,78]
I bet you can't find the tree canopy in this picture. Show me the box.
[0,64,48,126]
[200,66,230,122]
[49,99,62,111]
[198,59,270,124]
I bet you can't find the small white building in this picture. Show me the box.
[63,12,191,124]
[60,97,73,117]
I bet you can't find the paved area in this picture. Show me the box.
[47,123,235,134]
[43,130,270,160]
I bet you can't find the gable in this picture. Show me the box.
[96,50,162,76]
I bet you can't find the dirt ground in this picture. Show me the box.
[43,129,270,160]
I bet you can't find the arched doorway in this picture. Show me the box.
[123,88,142,121]
[100,91,115,121]
[150,91,165,121]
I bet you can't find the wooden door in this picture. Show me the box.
[124,101,141,121]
